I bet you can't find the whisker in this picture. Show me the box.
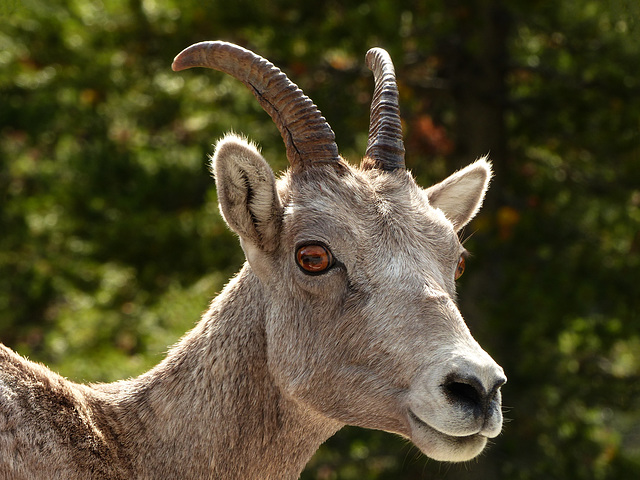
[460,228,479,246]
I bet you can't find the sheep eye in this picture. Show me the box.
[455,255,466,280]
[296,244,334,275]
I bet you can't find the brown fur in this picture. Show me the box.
[0,45,506,479]
[0,153,502,478]
[1,268,339,479]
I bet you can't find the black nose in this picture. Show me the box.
[443,374,504,416]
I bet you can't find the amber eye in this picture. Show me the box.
[296,244,334,274]
[455,255,466,280]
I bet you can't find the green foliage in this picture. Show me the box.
[1,0,639,478]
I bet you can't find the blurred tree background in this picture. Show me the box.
[1,0,639,478]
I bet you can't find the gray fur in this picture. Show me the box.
[0,45,505,479]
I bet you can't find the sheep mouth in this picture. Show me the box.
[407,409,487,462]
[408,410,479,438]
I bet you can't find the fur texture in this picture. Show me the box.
[1,134,505,479]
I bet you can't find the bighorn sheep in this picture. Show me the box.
[0,41,506,479]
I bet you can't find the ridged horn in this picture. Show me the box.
[363,47,405,171]
[172,41,340,169]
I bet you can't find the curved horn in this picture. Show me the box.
[363,48,405,171]
[172,41,340,169]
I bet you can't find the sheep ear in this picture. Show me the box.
[212,135,283,253]
[425,157,492,232]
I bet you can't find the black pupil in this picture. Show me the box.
[303,253,323,267]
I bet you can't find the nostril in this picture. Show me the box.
[445,380,483,408]
[442,374,490,415]
[493,375,507,392]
